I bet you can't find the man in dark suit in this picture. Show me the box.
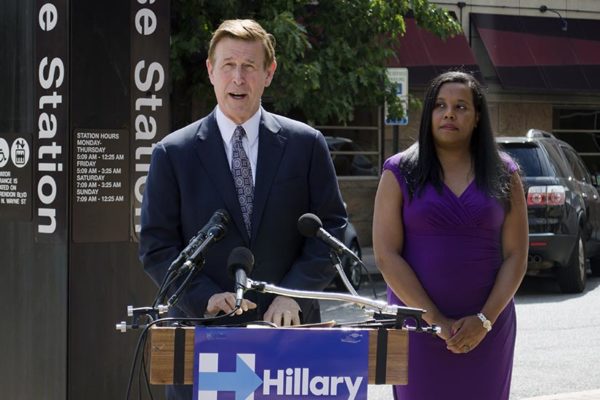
[140,18,346,333]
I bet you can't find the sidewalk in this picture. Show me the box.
[521,390,600,400]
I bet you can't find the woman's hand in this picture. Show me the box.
[445,315,488,354]
[431,315,456,341]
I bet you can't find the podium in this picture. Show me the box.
[146,326,408,385]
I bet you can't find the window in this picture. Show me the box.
[315,107,381,178]
[562,147,587,182]
[553,107,600,185]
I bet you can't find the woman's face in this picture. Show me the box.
[431,82,480,150]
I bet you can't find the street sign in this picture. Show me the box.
[385,67,409,126]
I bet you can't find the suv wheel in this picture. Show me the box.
[335,240,362,291]
[557,234,587,293]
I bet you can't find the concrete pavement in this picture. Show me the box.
[522,390,600,399]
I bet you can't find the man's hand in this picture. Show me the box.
[206,292,256,316]
[263,296,301,326]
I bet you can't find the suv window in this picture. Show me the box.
[561,146,585,181]
[542,142,571,178]
[562,146,591,183]
[501,144,544,176]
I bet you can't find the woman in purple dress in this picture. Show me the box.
[373,71,528,399]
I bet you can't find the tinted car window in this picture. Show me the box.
[562,147,585,181]
[325,136,377,176]
[500,144,544,176]
[543,142,571,178]
[562,146,592,183]
[577,158,593,184]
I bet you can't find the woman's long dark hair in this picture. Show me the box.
[400,71,512,207]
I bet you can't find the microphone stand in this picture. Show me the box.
[165,257,205,308]
[246,278,439,334]
[156,229,222,309]
[330,251,360,297]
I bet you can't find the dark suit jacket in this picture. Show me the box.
[139,108,347,325]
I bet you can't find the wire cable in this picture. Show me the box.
[125,310,241,400]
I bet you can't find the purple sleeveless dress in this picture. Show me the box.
[383,153,517,400]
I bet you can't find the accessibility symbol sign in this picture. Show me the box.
[0,138,9,168]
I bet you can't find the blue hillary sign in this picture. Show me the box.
[193,327,369,400]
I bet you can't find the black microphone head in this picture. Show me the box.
[207,223,227,241]
[214,209,230,225]
[297,213,322,238]
[227,247,254,278]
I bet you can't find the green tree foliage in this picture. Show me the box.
[171,0,461,124]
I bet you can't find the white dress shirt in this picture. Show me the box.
[216,106,260,184]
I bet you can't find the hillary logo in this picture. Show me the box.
[197,352,364,400]
[198,353,261,400]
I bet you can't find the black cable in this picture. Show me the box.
[137,349,142,400]
[152,267,187,308]
[125,310,241,400]
[126,320,150,400]
[152,269,177,307]
[141,332,154,400]
[361,261,378,299]
[166,260,203,307]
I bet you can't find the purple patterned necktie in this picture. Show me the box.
[231,125,254,236]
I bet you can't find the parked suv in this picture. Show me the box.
[497,129,600,293]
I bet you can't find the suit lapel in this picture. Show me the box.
[194,112,250,243]
[251,111,287,240]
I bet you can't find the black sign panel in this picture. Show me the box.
[0,133,33,220]
[130,0,170,242]
[72,129,129,242]
[34,0,69,242]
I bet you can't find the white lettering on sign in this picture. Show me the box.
[38,3,57,31]
[37,48,65,233]
[262,367,363,400]
[132,0,167,235]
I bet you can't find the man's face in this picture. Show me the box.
[207,37,276,125]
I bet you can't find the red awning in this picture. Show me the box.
[471,13,600,92]
[389,17,482,86]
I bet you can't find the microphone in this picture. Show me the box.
[227,247,254,308]
[165,211,230,307]
[167,209,230,274]
[297,213,359,261]
[181,212,229,272]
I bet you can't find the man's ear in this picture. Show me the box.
[264,60,277,87]
[206,58,214,84]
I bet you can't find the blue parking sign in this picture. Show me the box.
[385,68,409,126]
